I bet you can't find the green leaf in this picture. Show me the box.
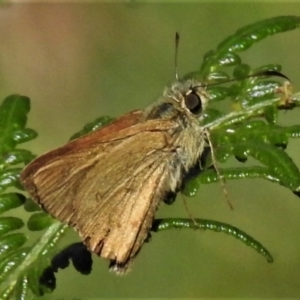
[152,218,273,263]
[0,149,36,169]
[0,247,30,284]
[0,193,26,214]
[0,95,33,154]
[0,233,27,260]
[218,16,300,53]
[0,217,24,237]
[12,129,38,144]
[0,95,30,131]
[0,168,23,193]
[23,198,41,213]
[183,167,281,197]
[27,213,54,231]
[241,143,300,191]
[200,16,300,80]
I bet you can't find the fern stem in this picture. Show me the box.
[0,221,67,299]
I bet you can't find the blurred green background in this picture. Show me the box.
[1,2,300,299]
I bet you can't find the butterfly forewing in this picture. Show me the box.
[20,111,180,271]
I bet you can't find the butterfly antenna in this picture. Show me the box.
[175,32,180,81]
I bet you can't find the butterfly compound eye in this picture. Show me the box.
[184,91,202,114]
